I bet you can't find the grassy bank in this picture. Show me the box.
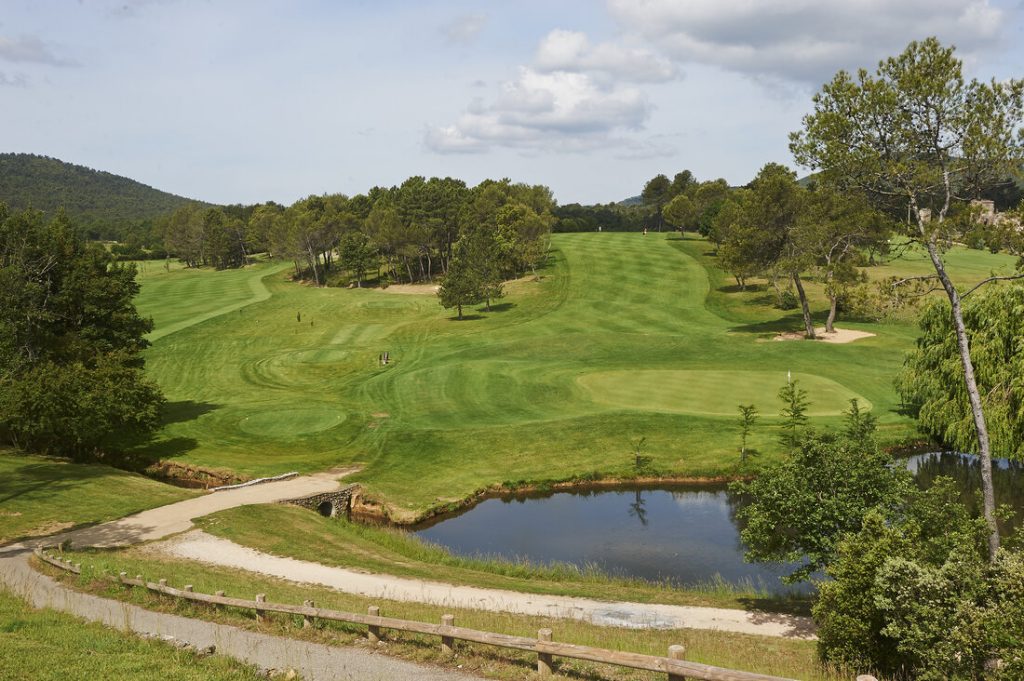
[196,505,807,613]
[0,451,195,545]
[127,233,1012,517]
[0,587,268,680]
[44,549,843,681]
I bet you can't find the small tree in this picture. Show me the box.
[778,380,809,452]
[842,398,877,441]
[437,251,482,320]
[737,404,759,462]
[630,436,651,474]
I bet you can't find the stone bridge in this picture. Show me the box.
[283,484,359,518]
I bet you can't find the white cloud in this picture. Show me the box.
[0,71,28,87]
[425,67,651,154]
[607,0,1004,84]
[0,34,76,66]
[440,13,488,45]
[535,29,677,83]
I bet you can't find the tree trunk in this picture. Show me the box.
[826,293,838,334]
[305,243,321,287]
[924,237,999,559]
[792,272,816,339]
[457,304,463,320]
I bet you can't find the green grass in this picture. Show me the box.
[0,587,267,680]
[135,259,289,342]
[0,451,195,545]
[196,505,805,613]
[128,233,1013,518]
[578,369,868,417]
[49,549,844,681]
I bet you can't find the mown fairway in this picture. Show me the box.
[132,233,1015,517]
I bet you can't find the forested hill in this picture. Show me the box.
[0,153,209,238]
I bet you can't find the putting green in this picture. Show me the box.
[238,407,347,438]
[578,370,870,417]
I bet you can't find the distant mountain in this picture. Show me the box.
[0,153,209,238]
[618,195,643,206]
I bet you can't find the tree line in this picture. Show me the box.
[162,177,555,298]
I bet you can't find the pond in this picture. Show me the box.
[414,453,1023,595]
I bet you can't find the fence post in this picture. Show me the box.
[158,579,167,588]
[184,585,193,593]
[537,628,553,676]
[441,614,455,655]
[303,600,315,629]
[255,593,266,623]
[215,590,225,613]
[367,606,381,642]
[667,644,687,681]
[119,571,127,584]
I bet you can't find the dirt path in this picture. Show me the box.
[3,467,814,653]
[23,469,349,550]
[0,550,478,681]
[156,530,815,639]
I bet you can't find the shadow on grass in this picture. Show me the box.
[718,283,770,295]
[480,302,516,313]
[160,400,220,427]
[0,456,116,505]
[449,314,485,321]
[729,312,812,335]
[114,437,200,471]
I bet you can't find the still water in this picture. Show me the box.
[414,453,1023,595]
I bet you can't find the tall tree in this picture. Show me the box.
[669,170,697,198]
[729,164,816,337]
[795,186,891,332]
[691,179,732,242]
[790,37,1024,558]
[663,194,696,232]
[641,174,672,231]
[0,205,163,460]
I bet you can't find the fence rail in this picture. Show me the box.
[35,547,822,681]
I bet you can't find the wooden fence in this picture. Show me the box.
[34,548,875,681]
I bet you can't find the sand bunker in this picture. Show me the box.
[380,284,439,295]
[774,327,876,344]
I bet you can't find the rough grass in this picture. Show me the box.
[0,586,268,680]
[196,505,807,613]
[0,451,195,545]
[127,233,1012,517]
[49,549,849,681]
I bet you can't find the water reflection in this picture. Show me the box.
[906,452,1024,537]
[415,484,804,595]
[627,489,648,526]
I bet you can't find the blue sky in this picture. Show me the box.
[2,0,1022,206]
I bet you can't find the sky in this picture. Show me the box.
[2,0,1023,206]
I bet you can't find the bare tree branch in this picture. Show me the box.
[961,273,1024,299]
